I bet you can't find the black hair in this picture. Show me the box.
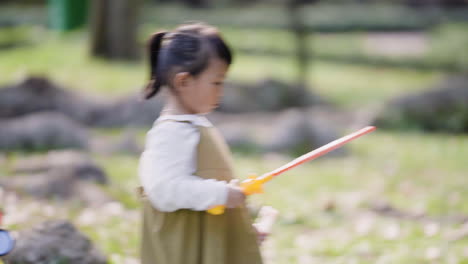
[143,22,233,100]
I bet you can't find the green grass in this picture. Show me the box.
[140,4,468,71]
[1,21,468,263]
[0,28,146,97]
[229,55,441,107]
[2,131,467,263]
[0,25,449,107]
[233,131,468,263]
[87,132,468,262]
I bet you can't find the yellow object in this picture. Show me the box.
[207,174,264,215]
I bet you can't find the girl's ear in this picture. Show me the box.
[173,72,191,93]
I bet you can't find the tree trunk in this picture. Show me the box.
[90,0,140,60]
[180,0,211,8]
[287,0,310,88]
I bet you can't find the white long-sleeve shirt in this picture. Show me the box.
[138,114,229,212]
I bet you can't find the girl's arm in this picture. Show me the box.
[139,121,229,212]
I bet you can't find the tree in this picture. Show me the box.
[286,0,310,87]
[90,0,140,60]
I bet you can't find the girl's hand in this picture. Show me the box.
[253,224,269,245]
[226,180,245,208]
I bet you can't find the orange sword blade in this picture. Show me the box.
[207,126,376,215]
[257,126,377,183]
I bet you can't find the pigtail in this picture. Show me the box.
[143,31,167,100]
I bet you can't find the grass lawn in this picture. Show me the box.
[1,23,467,263]
[0,26,445,107]
[5,131,466,263]
[96,131,468,263]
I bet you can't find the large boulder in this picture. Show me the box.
[210,107,345,156]
[0,112,89,151]
[0,170,112,207]
[0,76,102,124]
[0,76,322,127]
[11,151,108,184]
[261,108,345,156]
[92,94,164,127]
[90,127,143,155]
[3,220,108,264]
[219,79,320,113]
[0,76,164,128]
[0,151,112,207]
[374,76,468,133]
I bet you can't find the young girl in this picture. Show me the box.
[137,22,264,264]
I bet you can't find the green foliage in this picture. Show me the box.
[1,5,468,263]
[0,25,32,48]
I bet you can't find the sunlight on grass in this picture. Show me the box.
[0,26,445,107]
[230,55,442,107]
[0,29,145,98]
[230,131,468,263]
[94,154,140,209]
[2,23,467,263]
[63,130,468,262]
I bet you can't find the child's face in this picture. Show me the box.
[178,57,228,114]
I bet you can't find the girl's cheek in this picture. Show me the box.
[217,86,223,98]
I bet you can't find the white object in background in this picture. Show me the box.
[253,206,279,234]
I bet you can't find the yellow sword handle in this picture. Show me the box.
[207,205,226,215]
[207,175,264,215]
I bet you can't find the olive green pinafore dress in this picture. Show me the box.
[138,120,263,264]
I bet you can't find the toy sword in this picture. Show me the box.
[207,126,376,215]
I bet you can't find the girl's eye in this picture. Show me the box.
[214,82,223,86]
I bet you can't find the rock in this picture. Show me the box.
[11,151,108,184]
[0,151,111,206]
[0,76,101,122]
[305,113,345,155]
[0,112,89,151]
[217,123,257,150]
[3,169,76,200]
[0,76,164,128]
[374,76,468,133]
[0,167,112,206]
[262,108,345,156]
[218,82,255,113]
[219,78,320,113]
[209,111,274,151]
[73,181,114,207]
[91,127,143,155]
[210,108,344,155]
[254,79,290,111]
[91,94,164,127]
[253,79,317,110]
[262,109,310,154]
[3,220,108,264]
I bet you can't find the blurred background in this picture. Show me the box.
[0,0,468,263]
